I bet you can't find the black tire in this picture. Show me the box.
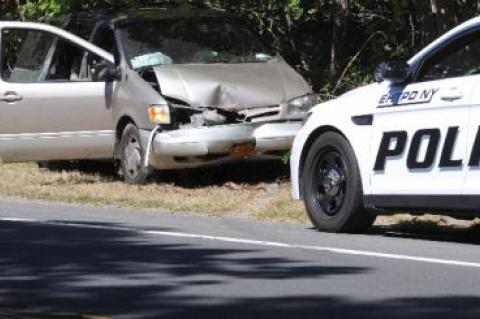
[302,132,375,233]
[119,123,152,184]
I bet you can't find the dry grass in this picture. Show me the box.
[0,162,479,234]
[0,162,306,222]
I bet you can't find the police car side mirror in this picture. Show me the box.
[374,61,410,84]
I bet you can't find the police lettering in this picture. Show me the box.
[374,126,470,171]
[378,88,440,107]
[406,129,440,169]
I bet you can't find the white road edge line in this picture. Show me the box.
[145,230,480,269]
[1,217,37,222]
[2,217,480,269]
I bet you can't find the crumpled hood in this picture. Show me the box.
[152,61,311,111]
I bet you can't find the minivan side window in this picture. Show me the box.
[416,32,480,82]
[1,29,55,82]
[2,28,108,83]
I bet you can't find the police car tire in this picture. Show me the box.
[120,124,152,185]
[302,132,375,233]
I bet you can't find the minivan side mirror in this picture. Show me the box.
[373,61,410,84]
[92,60,121,82]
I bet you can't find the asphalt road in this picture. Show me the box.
[0,199,479,318]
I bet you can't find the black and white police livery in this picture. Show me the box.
[291,16,480,233]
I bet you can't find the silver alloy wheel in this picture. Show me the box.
[124,135,142,178]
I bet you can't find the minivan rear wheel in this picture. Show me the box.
[119,123,152,184]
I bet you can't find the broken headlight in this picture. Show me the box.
[287,94,317,116]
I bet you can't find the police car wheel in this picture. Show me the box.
[120,124,152,185]
[302,132,375,233]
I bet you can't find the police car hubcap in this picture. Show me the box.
[323,168,342,196]
[316,151,346,216]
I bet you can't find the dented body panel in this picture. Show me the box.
[153,60,310,111]
[144,122,302,169]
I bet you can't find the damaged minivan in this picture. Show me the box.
[0,5,314,183]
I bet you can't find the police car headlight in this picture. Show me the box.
[287,94,317,115]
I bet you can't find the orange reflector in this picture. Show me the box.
[231,143,256,158]
[148,105,171,124]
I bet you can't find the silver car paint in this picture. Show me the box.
[146,122,302,170]
[0,22,115,163]
[112,66,167,131]
[0,21,312,169]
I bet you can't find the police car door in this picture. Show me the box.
[370,32,480,207]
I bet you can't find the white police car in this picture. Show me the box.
[291,16,480,233]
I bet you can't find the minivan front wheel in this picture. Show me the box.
[119,124,152,184]
[302,132,375,233]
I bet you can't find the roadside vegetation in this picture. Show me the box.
[1,1,480,236]
[0,162,308,223]
[3,1,480,98]
[0,162,479,238]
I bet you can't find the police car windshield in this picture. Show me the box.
[118,17,275,69]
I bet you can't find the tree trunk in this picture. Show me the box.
[0,0,20,19]
[329,0,349,80]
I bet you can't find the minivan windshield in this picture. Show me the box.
[118,17,275,69]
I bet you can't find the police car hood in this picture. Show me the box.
[311,83,381,115]
[337,83,383,112]
[340,83,377,99]
[152,61,311,111]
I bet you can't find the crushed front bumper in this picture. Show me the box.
[141,122,302,169]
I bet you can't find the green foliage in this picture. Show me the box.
[4,0,480,97]
[21,0,65,20]
[19,0,144,20]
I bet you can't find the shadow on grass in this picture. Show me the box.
[45,160,290,188]
[1,220,479,319]
[370,220,480,245]
[154,160,290,188]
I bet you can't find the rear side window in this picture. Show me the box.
[1,29,55,82]
[1,28,109,83]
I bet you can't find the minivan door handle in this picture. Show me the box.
[0,91,23,103]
